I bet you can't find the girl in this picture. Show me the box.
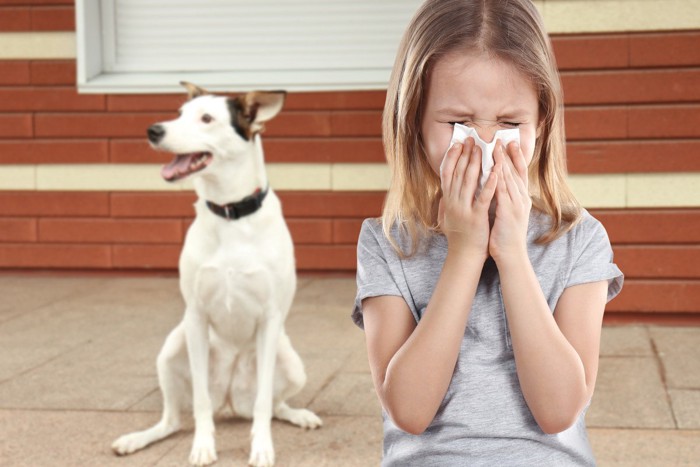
[352,0,624,465]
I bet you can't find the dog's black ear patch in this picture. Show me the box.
[227,98,251,141]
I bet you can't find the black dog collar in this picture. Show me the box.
[206,187,268,220]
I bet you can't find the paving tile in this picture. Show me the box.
[589,428,700,467]
[292,277,357,313]
[309,372,382,417]
[0,409,183,467]
[587,357,675,429]
[649,326,700,389]
[669,389,700,429]
[155,415,382,467]
[600,325,653,357]
[0,275,109,323]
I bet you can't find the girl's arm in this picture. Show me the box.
[363,249,485,435]
[497,255,607,434]
[363,138,497,435]
[491,141,607,433]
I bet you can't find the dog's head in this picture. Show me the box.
[148,82,286,183]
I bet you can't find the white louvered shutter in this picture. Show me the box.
[87,0,423,92]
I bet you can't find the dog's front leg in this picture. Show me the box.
[249,313,283,467]
[184,307,217,466]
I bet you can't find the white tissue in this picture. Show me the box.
[448,123,520,193]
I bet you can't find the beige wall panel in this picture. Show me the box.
[0,32,76,59]
[543,0,700,33]
[627,173,700,207]
[332,163,391,191]
[568,174,627,208]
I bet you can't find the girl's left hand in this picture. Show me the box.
[489,141,531,262]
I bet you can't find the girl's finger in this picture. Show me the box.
[506,141,528,190]
[440,142,463,193]
[475,169,498,210]
[461,142,481,200]
[502,147,527,199]
[451,150,469,198]
[503,159,520,202]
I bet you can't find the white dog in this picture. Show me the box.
[111,82,322,467]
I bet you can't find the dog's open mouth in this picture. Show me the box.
[161,152,213,182]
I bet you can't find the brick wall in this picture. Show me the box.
[0,1,699,321]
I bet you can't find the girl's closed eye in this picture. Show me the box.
[500,121,521,128]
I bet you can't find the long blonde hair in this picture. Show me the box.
[382,0,581,256]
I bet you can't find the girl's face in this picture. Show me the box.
[421,51,540,175]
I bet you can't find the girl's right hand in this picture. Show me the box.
[438,137,498,259]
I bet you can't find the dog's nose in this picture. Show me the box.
[147,124,166,144]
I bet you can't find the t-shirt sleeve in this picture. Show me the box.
[565,215,624,303]
[352,219,404,329]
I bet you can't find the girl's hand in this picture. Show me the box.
[439,137,498,259]
[489,141,531,262]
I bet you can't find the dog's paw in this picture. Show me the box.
[275,405,323,430]
[248,435,275,467]
[289,408,323,430]
[189,434,217,466]
[111,433,145,456]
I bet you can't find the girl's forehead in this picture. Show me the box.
[426,51,538,114]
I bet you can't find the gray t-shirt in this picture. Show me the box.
[352,209,623,466]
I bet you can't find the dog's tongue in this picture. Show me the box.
[161,154,195,181]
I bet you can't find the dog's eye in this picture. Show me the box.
[202,114,213,124]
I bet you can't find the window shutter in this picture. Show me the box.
[80,0,423,93]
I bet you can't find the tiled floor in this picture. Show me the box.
[0,274,698,466]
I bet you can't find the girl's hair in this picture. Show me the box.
[382,0,581,256]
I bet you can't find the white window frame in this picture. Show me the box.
[75,0,421,94]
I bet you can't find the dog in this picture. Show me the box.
[111,82,322,467]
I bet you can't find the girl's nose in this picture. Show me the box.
[474,126,497,144]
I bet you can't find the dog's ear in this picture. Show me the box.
[243,91,286,134]
[180,81,210,100]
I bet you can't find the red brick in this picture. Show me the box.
[0,192,110,216]
[34,112,171,138]
[0,61,30,85]
[332,218,364,244]
[296,245,356,271]
[562,69,700,105]
[0,114,32,137]
[551,34,629,70]
[279,191,385,218]
[0,88,105,111]
[39,218,183,244]
[264,137,384,163]
[107,94,184,112]
[630,31,700,68]
[566,140,700,174]
[31,6,74,30]
[110,192,197,218]
[287,219,332,244]
[628,105,700,138]
[30,60,75,85]
[0,139,108,163]
[614,246,700,279]
[0,244,111,269]
[265,111,332,137]
[0,218,36,242]
[331,111,382,136]
[112,245,180,269]
[564,107,628,140]
[606,280,700,313]
[285,90,385,110]
[0,7,31,30]
[110,139,171,164]
[592,209,700,244]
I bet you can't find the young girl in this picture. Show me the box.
[352,0,624,465]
